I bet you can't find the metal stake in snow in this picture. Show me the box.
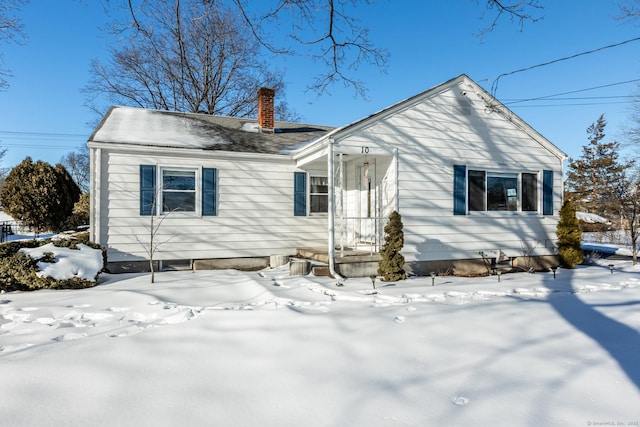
[430,271,436,286]
[496,270,502,283]
[609,264,615,274]
[369,275,377,290]
[551,265,558,279]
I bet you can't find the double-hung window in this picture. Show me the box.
[310,176,328,214]
[140,165,217,216]
[162,169,196,213]
[294,172,328,216]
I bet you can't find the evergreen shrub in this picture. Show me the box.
[0,233,105,292]
[557,200,584,268]
[378,210,407,281]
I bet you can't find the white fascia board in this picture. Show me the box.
[294,144,330,168]
[87,141,294,164]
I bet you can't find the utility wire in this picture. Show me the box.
[510,101,632,108]
[0,130,87,138]
[491,37,640,96]
[503,78,640,105]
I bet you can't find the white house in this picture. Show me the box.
[88,75,567,276]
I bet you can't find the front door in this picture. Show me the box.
[357,160,377,244]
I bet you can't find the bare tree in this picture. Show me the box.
[102,0,543,98]
[134,187,177,284]
[85,0,292,119]
[60,145,90,194]
[0,0,28,90]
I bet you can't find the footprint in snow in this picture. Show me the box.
[0,343,34,352]
[394,316,406,323]
[53,332,87,342]
[451,395,470,406]
[107,325,146,338]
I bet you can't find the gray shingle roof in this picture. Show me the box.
[89,106,335,154]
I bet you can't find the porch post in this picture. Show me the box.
[328,138,343,280]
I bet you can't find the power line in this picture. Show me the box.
[0,130,88,139]
[507,95,635,102]
[491,36,640,96]
[502,78,640,106]
[510,101,633,108]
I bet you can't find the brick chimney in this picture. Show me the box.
[257,87,275,131]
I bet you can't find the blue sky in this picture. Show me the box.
[0,1,639,168]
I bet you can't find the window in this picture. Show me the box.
[455,165,551,215]
[521,173,538,212]
[310,176,328,214]
[486,173,518,211]
[468,170,486,211]
[162,169,196,212]
[293,172,328,216]
[140,165,217,216]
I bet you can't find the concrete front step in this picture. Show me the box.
[296,247,380,278]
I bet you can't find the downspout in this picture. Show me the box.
[328,138,344,280]
[394,147,399,211]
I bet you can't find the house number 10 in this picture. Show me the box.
[361,146,370,154]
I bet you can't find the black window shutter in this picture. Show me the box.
[453,165,466,215]
[543,170,553,215]
[140,165,156,216]
[294,172,307,216]
[202,168,217,216]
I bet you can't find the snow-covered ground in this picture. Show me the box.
[1,259,639,426]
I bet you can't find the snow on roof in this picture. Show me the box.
[89,106,334,154]
[576,211,610,224]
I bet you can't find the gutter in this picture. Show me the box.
[327,138,344,281]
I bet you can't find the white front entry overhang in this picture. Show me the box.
[293,137,399,278]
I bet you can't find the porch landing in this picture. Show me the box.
[296,247,380,278]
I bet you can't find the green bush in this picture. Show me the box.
[0,158,80,234]
[378,210,407,281]
[0,233,106,292]
[557,200,584,268]
[0,252,49,291]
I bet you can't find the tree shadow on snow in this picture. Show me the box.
[541,267,640,390]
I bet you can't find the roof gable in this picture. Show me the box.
[310,74,567,161]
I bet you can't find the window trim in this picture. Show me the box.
[140,165,220,217]
[309,174,329,215]
[160,167,198,214]
[460,166,547,216]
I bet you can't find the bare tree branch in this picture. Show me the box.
[0,0,29,90]
[101,0,544,99]
[86,1,293,119]
[475,0,544,38]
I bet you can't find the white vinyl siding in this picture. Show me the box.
[328,78,563,262]
[94,150,327,262]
